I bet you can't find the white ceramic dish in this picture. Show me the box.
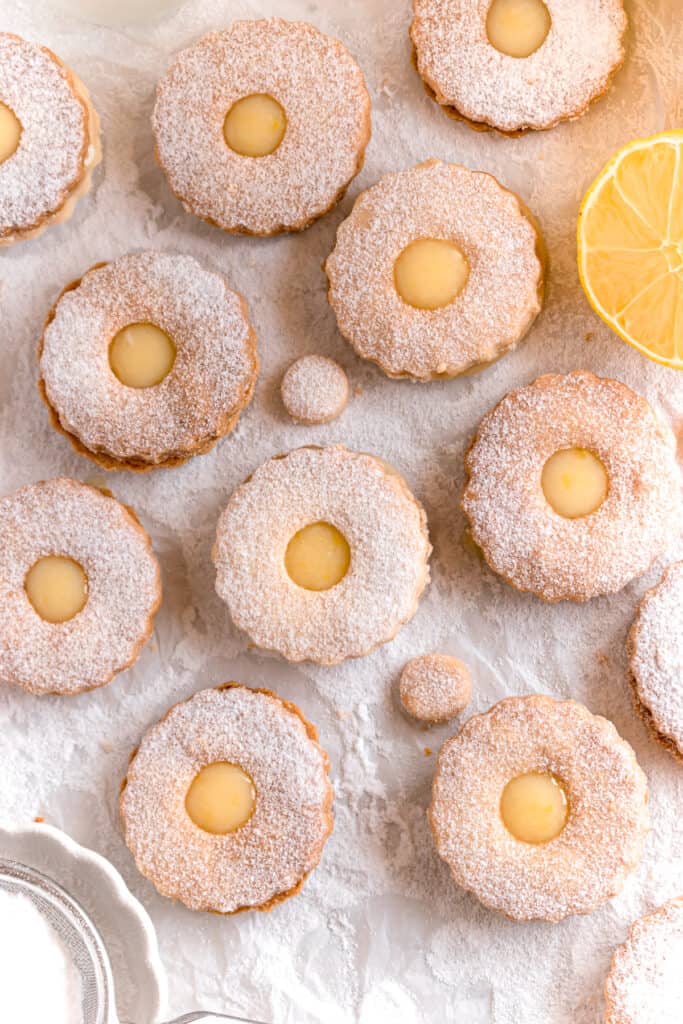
[0,822,167,1024]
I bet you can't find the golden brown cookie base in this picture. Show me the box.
[461,371,677,604]
[11,482,161,696]
[428,695,649,922]
[325,160,547,382]
[215,447,432,665]
[629,672,683,764]
[412,42,627,136]
[120,682,334,914]
[37,267,258,472]
[156,108,371,238]
[0,40,101,247]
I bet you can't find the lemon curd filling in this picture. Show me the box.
[542,447,609,519]
[109,323,177,389]
[394,238,470,310]
[500,772,569,844]
[25,555,89,623]
[224,94,287,158]
[185,762,257,834]
[486,0,551,59]
[0,101,22,164]
[285,522,351,592]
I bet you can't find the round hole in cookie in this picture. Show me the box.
[394,239,470,311]
[541,447,608,519]
[500,772,569,844]
[223,94,287,158]
[185,762,257,835]
[285,521,351,592]
[486,0,551,58]
[0,101,22,164]
[25,555,89,624]
[109,322,177,389]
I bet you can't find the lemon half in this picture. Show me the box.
[577,130,683,368]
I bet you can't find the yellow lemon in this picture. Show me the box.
[577,130,683,368]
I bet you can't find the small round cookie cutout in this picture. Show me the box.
[281,355,350,425]
[628,562,683,761]
[399,654,471,724]
[411,1,627,135]
[0,478,160,695]
[213,446,431,664]
[462,371,681,603]
[0,32,101,247]
[153,19,371,236]
[38,251,259,472]
[120,683,333,914]
[325,160,545,381]
[429,695,649,922]
[605,897,683,1023]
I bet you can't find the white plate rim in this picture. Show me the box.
[0,821,168,1023]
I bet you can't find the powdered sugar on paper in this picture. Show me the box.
[0,0,682,1021]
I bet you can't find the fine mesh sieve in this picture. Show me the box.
[0,858,112,1023]
[0,859,266,1024]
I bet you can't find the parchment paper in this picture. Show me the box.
[1,1,682,1021]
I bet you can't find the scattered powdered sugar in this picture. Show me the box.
[463,372,682,602]
[0,888,82,1023]
[0,0,682,1020]
[629,562,683,756]
[326,160,544,380]
[399,653,471,723]
[213,446,431,664]
[605,897,683,1023]
[429,696,650,922]
[39,251,258,467]
[281,355,350,425]
[411,0,627,133]
[153,19,371,235]
[0,32,89,237]
[120,684,333,913]
[0,477,160,694]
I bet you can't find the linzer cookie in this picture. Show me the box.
[0,478,160,695]
[411,0,627,134]
[120,683,334,914]
[605,897,683,1023]
[462,372,681,602]
[326,160,544,380]
[153,19,371,236]
[0,32,101,246]
[429,695,649,921]
[38,251,258,472]
[213,446,431,664]
[628,561,683,761]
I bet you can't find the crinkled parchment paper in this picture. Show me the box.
[1,1,682,1021]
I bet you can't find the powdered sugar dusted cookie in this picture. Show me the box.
[628,561,683,761]
[213,446,431,664]
[0,32,101,246]
[429,695,649,921]
[39,251,259,472]
[0,478,160,695]
[121,683,334,914]
[605,897,683,1023]
[399,653,471,723]
[281,355,349,425]
[462,372,681,602]
[326,160,544,380]
[411,0,627,134]
[153,19,371,236]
